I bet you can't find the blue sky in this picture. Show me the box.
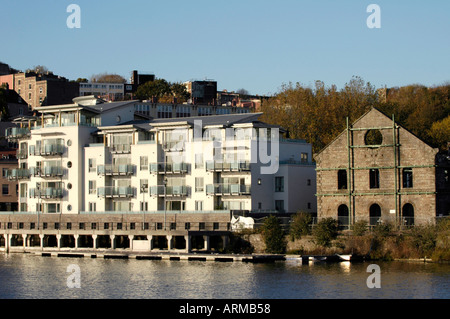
[2,0,449,95]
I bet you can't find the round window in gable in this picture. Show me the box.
[116,116,121,123]
[67,161,72,168]
[364,129,383,146]
[67,183,72,190]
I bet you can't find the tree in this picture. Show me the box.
[429,116,450,151]
[135,79,171,101]
[0,85,10,120]
[260,215,287,254]
[313,218,338,247]
[170,82,190,103]
[90,73,126,83]
[289,211,312,241]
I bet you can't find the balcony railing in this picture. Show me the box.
[34,144,65,156]
[149,162,188,174]
[97,164,135,176]
[7,169,31,180]
[206,184,251,195]
[30,187,64,199]
[5,127,30,140]
[97,186,136,198]
[16,149,28,159]
[205,161,251,172]
[110,144,131,154]
[30,166,65,177]
[149,185,189,197]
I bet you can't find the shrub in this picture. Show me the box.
[313,218,338,247]
[289,211,312,241]
[352,220,368,236]
[372,222,394,238]
[224,233,254,254]
[260,215,287,254]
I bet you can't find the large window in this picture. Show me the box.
[369,169,380,189]
[337,170,347,189]
[275,176,284,192]
[402,168,413,188]
[275,200,284,212]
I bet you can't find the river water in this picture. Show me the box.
[0,253,448,299]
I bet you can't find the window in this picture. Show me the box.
[140,201,148,211]
[195,200,203,211]
[185,222,190,230]
[88,158,96,172]
[275,200,284,212]
[28,93,32,100]
[195,177,204,192]
[301,153,308,163]
[67,222,72,230]
[91,223,97,230]
[140,179,148,193]
[199,222,205,230]
[2,168,7,178]
[195,154,203,169]
[402,168,413,188]
[79,223,85,230]
[213,222,219,230]
[369,169,380,189]
[89,181,96,194]
[39,87,43,94]
[89,202,96,212]
[365,130,383,145]
[140,156,148,170]
[307,179,311,186]
[19,222,24,229]
[130,223,135,230]
[2,184,9,195]
[275,177,284,192]
[117,223,122,230]
[30,222,35,230]
[104,223,109,230]
[156,222,163,230]
[170,223,176,230]
[55,223,60,230]
[338,170,348,190]
[43,223,47,230]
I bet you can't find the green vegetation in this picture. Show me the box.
[260,77,450,152]
[135,78,190,103]
[260,215,287,254]
[312,218,338,247]
[289,211,312,241]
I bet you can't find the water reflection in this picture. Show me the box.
[0,254,448,299]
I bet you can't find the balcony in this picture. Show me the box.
[97,186,136,198]
[205,161,251,172]
[110,144,131,154]
[5,127,30,140]
[16,149,28,159]
[163,141,185,151]
[206,184,251,195]
[30,187,64,199]
[35,144,65,156]
[149,162,188,174]
[39,166,65,177]
[97,164,135,176]
[149,185,189,197]
[7,169,30,180]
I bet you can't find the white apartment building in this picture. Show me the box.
[79,82,125,101]
[6,96,316,216]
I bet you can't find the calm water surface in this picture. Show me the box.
[0,254,448,299]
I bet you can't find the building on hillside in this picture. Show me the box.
[79,82,125,101]
[314,108,450,228]
[0,96,316,252]
[0,71,79,109]
[0,150,18,211]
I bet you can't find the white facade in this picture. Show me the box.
[8,97,316,215]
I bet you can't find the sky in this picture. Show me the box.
[1,0,449,96]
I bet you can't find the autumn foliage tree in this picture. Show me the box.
[260,76,450,153]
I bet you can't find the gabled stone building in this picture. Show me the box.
[314,108,450,227]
